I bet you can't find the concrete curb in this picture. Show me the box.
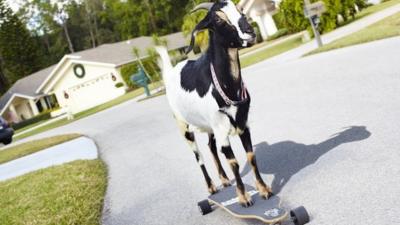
[0,136,98,181]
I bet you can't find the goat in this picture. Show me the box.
[155,0,271,207]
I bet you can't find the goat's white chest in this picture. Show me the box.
[164,68,238,134]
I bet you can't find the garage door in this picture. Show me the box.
[67,73,122,113]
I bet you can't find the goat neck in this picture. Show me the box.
[207,32,244,102]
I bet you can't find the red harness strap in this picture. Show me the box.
[210,63,248,106]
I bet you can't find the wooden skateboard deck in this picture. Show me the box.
[208,184,288,224]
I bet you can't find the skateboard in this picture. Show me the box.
[197,184,310,225]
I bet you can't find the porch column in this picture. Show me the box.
[28,99,39,116]
[261,13,278,37]
[40,98,49,111]
[9,103,20,123]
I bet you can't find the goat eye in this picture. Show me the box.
[216,11,228,22]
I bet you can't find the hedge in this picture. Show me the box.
[12,112,51,131]
[275,0,369,35]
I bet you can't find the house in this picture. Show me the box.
[239,0,279,40]
[0,32,187,123]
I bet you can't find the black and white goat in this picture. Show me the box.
[155,0,271,207]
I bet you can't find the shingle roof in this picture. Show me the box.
[0,66,55,110]
[70,32,187,65]
[0,32,188,113]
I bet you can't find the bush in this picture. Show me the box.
[276,0,368,34]
[120,57,161,89]
[251,22,264,43]
[12,112,51,130]
[115,82,124,88]
[275,0,309,33]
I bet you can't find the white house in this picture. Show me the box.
[239,0,279,40]
[0,32,187,123]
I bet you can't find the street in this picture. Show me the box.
[10,37,400,225]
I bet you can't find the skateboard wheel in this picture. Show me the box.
[290,206,310,225]
[197,199,212,215]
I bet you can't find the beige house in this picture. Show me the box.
[0,32,187,123]
[239,0,279,40]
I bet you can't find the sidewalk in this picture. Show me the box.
[240,31,307,58]
[247,3,400,71]
[0,136,98,181]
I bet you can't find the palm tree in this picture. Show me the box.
[132,47,152,82]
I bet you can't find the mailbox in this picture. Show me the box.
[130,67,151,96]
[311,15,321,28]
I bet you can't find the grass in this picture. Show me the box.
[0,133,81,164]
[238,32,299,55]
[14,119,49,134]
[0,159,107,225]
[356,0,400,20]
[14,82,162,141]
[137,89,166,102]
[240,36,304,68]
[306,12,400,56]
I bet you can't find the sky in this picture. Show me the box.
[5,0,21,12]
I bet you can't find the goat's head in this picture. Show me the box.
[186,0,256,53]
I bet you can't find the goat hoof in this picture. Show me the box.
[208,184,218,194]
[238,192,253,207]
[256,181,272,199]
[221,177,231,187]
[240,199,253,208]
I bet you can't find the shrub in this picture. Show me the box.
[120,57,161,89]
[251,22,264,43]
[115,82,124,88]
[12,112,51,130]
[276,0,368,34]
[276,0,309,33]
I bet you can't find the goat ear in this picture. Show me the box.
[185,13,211,54]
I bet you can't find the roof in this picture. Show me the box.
[0,66,55,110]
[0,32,188,113]
[70,32,187,66]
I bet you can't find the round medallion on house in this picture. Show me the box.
[73,64,85,78]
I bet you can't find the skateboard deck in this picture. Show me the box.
[208,184,288,224]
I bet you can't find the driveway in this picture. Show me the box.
[9,36,400,225]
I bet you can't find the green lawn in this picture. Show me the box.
[14,82,162,141]
[240,36,304,68]
[306,12,400,56]
[355,0,400,20]
[238,32,299,55]
[0,160,107,225]
[0,134,81,164]
[14,119,49,134]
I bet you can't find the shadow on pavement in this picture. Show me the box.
[241,126,371,194]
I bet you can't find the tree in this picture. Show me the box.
[0,55,8,93]
[0,0,42,86]
[0,0,195,91]
[181,0,209,52]
[275,0,368,34]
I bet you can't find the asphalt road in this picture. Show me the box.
[8,37,400,225]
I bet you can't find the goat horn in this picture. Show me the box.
[191,2,214,13]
